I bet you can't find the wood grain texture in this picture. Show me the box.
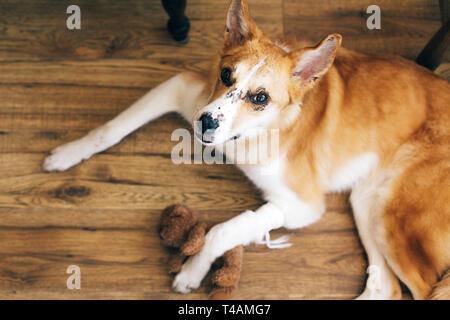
[0,0,442,299]
[0,0,283,61]
[284,0,448,61]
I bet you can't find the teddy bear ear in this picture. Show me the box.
[162,204,178,217]
[169,210,183,218]
[167,204,189,218]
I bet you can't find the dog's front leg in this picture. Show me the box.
[43,72,207,172]
[172,203,285,293]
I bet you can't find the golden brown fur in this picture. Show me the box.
[430,269,450,299]
[291,51,450,299]
[208,0,450,299]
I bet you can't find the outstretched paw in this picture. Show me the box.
[172,254,210,294]
[172,269,202,294]
[42,140,91,172]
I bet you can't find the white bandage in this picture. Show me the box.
[256,231,292,249]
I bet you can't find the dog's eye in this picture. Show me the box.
[249,92,269,106]
[220,68,234,87]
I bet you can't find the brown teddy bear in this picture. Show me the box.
[159,204,243,299]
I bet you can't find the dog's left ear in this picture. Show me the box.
[290,34,342,84]
[224,0,262,46]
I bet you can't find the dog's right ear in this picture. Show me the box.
[224,0,261,47]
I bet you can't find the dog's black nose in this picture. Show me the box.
[199,112,219,134]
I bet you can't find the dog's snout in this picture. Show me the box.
[199,112,219,134]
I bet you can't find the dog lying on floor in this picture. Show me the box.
[43,0,450,299]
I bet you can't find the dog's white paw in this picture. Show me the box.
[42,140,91,172]
[354,289,373,300]
[172,255,208,294]
[172,270,201,294]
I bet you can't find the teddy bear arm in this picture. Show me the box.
[181,221,207,256]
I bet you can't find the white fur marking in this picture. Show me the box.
[366,265,382,293]
[235,57,266,93]
[275,41,291,53]
[239,156,324,230]
[327,152,379,192]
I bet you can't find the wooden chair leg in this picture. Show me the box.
[416,0,449,71]
[416,20,449,71]
[440,0,449,25]
[161,0,190,44]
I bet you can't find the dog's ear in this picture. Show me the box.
[290,34,342,84]
[224,0,261,46]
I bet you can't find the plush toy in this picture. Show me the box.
[159,204,243,299]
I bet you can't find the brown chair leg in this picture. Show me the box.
[416,21,449,71]
[416,0,449,71]
[440,0,449,25]
[161,0,190,44]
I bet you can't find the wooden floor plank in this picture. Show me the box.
[283,0,447,61]
[0,212,364,299]
[0,0,282,60]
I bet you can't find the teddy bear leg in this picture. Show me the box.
[208,285,237,300]
[211,245,243,287]
[168,252,186,274]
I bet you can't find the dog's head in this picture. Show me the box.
[193,0,342,146]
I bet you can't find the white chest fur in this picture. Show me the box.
[237,157,287,199]
[327,152,379,192]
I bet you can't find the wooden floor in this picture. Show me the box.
[0,0,446,299]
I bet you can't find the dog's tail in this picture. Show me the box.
[429,267,450,300]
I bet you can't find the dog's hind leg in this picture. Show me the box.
[351,173,402,300]
[42,72,207,172]
[353,140,450,300]
[377,155,450,300]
